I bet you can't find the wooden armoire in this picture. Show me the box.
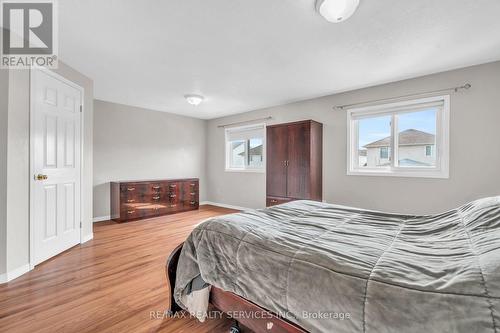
[266,120,323,207]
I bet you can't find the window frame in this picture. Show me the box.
[225,123,266,173]
[346,95,450,178]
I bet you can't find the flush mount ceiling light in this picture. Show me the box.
[316,0,360,23]
[184,94,204,106]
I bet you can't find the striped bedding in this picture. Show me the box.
[174,197,500,332]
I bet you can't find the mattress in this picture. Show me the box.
[174,198,500,332]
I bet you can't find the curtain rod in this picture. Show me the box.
[217,116,273,128]
[333,83,471,110]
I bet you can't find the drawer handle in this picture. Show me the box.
[190,183,196,186]
[170,204,177,208]
[127,187,135,191]
[169,194,176,198]
[270,199,278,203]
[126,199,135,203]
[152,196,160,200]
[190,201,196,205]
[152,186,161,190]
[190,192,196,196]
[127,210,136,214]
[169,184,177,188]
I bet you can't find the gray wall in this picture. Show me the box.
[206,61,500,214]
[0,62,93,275]
[93,100,207,219]
[0,69,8,276]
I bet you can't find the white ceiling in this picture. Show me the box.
[59,0,500,119]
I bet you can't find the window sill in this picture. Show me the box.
[225,168,265,174]
[347,168,449,179]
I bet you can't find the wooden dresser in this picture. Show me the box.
[110,178,199,222]
[266,120,323,207]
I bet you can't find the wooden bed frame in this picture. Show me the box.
[166,243,307,333]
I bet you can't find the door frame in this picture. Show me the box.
[29,66,85,269]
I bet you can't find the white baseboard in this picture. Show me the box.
[81,233,94,243]
[200,201,252,211]
[93,215,110,223]
[0,264,31,284]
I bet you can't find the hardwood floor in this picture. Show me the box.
[0,205,240,333]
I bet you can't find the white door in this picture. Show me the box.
[31,68,82,266]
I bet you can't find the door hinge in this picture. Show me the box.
[80,105,83,113]
[80,221,82,228]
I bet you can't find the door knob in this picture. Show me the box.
[35,174,48,181]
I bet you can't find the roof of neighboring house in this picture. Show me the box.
[238,144,263,156]
[364,129,435,148]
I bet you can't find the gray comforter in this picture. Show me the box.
[174,198,500,332]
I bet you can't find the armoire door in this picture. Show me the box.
[287,122,311,199]
[266,125,288,198]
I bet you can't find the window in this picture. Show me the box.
[380,147,389,159]
[425,145,432,157]
[347,95,450,178]
[225,124,265,172]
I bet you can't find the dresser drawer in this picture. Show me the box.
[166,191,179,201]
[166,202,180,209]
[187,181,199,191]
[166,182,181,203]
[266,197,294,207]
[181,181,198,209]
[182,182,198,196]
[123,183,168,195]
[120,184,148,195]
[121,190,167,201]
[120,193,142,205]
[120,208,144,220]
[142,206,168,218]
[166,181,181,191]
[185,200,199,209]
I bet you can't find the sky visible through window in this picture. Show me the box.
[358,108,437,149]
[249,138,262,149]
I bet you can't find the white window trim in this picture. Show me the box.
[225,123,266,173]
[346,95,450,179]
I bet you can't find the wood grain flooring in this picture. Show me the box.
[0,205,240,333]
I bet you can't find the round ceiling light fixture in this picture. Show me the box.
[316,0,360,23]
[184,94,204,106]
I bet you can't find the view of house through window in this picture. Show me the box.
[397,109,436,167]
[226,124,265,171]
[248,138,264,167]
[349,96,449,178]
[357,114,392,168]
[229,140,246,168]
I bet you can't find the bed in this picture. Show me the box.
[166,198,500,333]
